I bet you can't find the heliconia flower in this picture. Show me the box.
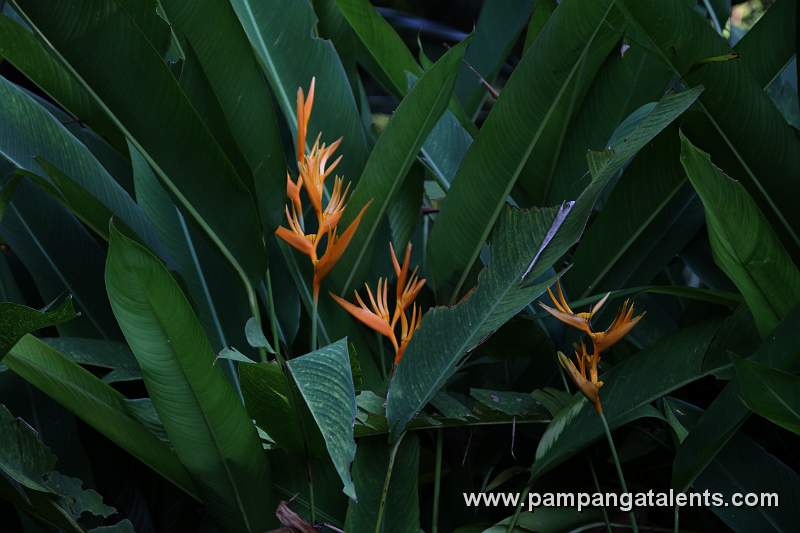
[558,344,603,414]
[332,243,426,368]
[275,78,371,302]
[592,299,644,353]
[538,281,609,336]
[541,281,643,414]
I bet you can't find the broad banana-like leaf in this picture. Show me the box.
[229,0,368,181]
[0,298,74,359]
[679,132,800,337]
[105,223,274,532]
[4,335,198,499]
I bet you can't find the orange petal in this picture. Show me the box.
[276,226,313,257]
[538,302,592,335]
[315,200,371,283]
[593,312,644,353]
[558,351,602,414]
[330,292,394,340]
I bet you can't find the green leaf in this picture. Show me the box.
[454,0,533,117]
[427,0,625,298]
[0,77,165,256]
[0,181,118,338]
[470,389,546,417]
[734,356,800,435]
[532,319,722,478]
[41,337,140,384]
[566,129,688,296]
[0,12,124,152]
[241,361,307,454]
[0,174,19,223]
[679,132,800,336]
[0,403,57,492]
[386,165,423,252]
[334,0,474,186]
[288,338,357,500]
[44,471,115,520]
[130,143,252,361]
[669,399,800,532]
[3,335,197,499]
[387,205,568,440]
[0,298,75,359]
[672,307,800,491]
[229,0,368,181]
[105,223,274,532]
[335,37,469,292]
[345,435,419,533]
[158,0,288,232]
[523,0,556,51]
[545,44,671,205]
[619,0,800,256]
[13,0,267,283]
[733,0,796,90]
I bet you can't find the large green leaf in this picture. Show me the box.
[229,0,368,181]
[0,12,124,152]
[734,0,797,90]
[334,37,469,293]
[42,337,140,384]
[12,0,267,283]
[3,335,197,498]
[0,298,74,359]
[619,0,800,257]
[427,0,624,299]
[679,132,800,336]
[734,356,800,435]
[386,205,566,440]
[531,319,722,478]
[671,308,800,492]
[288,338,357,500]
[0,180,117,338]
[668,399,800,533]
[158,0,288,231]
[545,43,671,205]
[334,0,474,186]
[453,0,533,118]
[105,223,274,532]
[344,435,419,533]
[0,403,57,492]
[0,77,165,256]
[566,128,688,296]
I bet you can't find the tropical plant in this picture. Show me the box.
[0,0,798,532]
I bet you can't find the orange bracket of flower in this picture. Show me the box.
[275,78,371,318]
[540,281,644,413]
[331,243,426,368]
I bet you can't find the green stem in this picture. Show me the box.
[375,433,405,533]
[673,505,679,533]
[376,331,388,381]
[588,457,612,533]
[506,485,529,533]
[265,269,282,357]
[432,430,443,533]
[599,411,639,533]
[308,461,317,525]
[311,290,319,351]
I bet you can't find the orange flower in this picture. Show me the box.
[275,78,370,300]
[540,281,644,413]
[332,243,426,367]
